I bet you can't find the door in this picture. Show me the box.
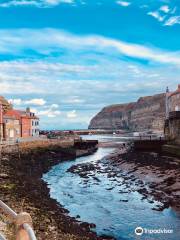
[9,129,14,138]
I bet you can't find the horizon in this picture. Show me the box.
[0,0,180,130]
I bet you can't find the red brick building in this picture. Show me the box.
[0,104,39,141]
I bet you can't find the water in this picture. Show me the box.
[43,135,180,240]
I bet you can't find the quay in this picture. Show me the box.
[134,138,167,152]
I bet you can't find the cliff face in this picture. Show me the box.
[89,93,165,132]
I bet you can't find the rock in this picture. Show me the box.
[88,93,165,132]
[119,199,128,202]
[0,173,9,179]
[89,223,96,228]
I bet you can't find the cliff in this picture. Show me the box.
[89,93,166,132]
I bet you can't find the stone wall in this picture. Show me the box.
[165,113,180,144]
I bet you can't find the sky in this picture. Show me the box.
[0,0,180,130]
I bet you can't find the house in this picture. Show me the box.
[168,84,180,112]
[165,85,180,144]
[3,111,21,140]
[0,97,39,142]
[23,107,39,137]
[3,108,39,140]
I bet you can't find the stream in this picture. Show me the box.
[43,135,180,240]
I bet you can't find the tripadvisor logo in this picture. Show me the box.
[135,227,143,236]
[135,226,173,236]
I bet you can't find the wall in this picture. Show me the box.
[31,119,39,137]
[4,119,21,140]
[165,113,180,144]
[21,117,31,137]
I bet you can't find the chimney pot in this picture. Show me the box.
[26,107,30,113]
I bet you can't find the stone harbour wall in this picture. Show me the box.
[165,115,180,144]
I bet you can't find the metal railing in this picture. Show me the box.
[0,200,37,240]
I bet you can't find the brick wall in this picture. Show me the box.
[21,117,31,137]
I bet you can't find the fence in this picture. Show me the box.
[0,200,37,240]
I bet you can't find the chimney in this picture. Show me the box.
[26,107,30,113]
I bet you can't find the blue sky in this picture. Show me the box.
[0,0,180,129]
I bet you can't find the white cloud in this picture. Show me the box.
[0,81,41,94]
[65,97,85,104]
[164,16,180,26]
[159,5,170,13]
[0,61,94,75]
[8,98,22,105]
[0,0,40,7]
[25,98,46,106]
[116,1,131,7]
[145,4,179,27]
[0,29,179,66]
[38,107,61,118]
[7,99,61,118]
[67,110,77,118]
[0,0,74,8]
[50,104,59,109]
[147,11,165,22]
[8,98,46,106]
[128,65,141,75]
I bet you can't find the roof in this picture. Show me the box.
[169,84,180,98]
[3,109,39,120]
[3,110,23,120]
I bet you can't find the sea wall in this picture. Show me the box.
[164,111,180,144]
[89,93,165,132]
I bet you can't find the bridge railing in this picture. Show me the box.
[0,200,37,240]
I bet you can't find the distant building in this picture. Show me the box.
[168,84,180,112]
[0,98,39,142]
[165,84,180,144]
